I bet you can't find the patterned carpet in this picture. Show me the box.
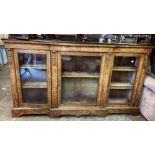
[0,66,146,121]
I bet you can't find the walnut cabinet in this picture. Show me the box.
[4,40,154,117]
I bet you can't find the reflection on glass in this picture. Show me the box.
[62,78,98,105]
[19,53,47,66]
[108,89,132,103]
[61,55,101,105]
[20,68,47,84]
[22,88,47,104]
[18,53,48,105]
[62,56,101,73]
[111,71,136,84]
[114,56,139,67]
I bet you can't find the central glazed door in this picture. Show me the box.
[57,52,105,108]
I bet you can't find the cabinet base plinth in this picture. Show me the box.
[11,108,50,117]
[11,107,140,118]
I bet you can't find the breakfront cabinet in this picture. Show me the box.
[4,40,154,117]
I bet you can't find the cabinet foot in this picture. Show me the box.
[130,109,140,116]
[12,110,22,118]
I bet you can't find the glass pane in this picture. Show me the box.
[114,56,139,67]
[62,78,99,105]
[62,56,101,73]
[108,89,132,103]
[20,68,47,84]
[18,53,48,105]
[22,88,47,104]
[19,53,47,66]
[111,71,136,84]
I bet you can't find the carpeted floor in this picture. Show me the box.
[0,65,146,121]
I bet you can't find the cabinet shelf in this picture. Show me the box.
[110,82,133,89]
[20,65,47,70]
[22,82,47,88]
[113,67,137,71]
[62,99,96,105]
[108,98,129,104]
[62,72,100,78]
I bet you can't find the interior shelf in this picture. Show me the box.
[20,65,47,69]
[108,98,129,104]
[113,67,137,71]
[62,99,96,105]
[62,72,100,78]
[110,82,133,89]
[22,82,47,88]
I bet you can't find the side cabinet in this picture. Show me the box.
[10,49,52,116]
[4,41,153,117]
[105,53,146,106]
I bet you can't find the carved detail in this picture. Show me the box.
[107,52,112,66]
[7,49,13,65]
[107,52,112,56]
[52,50,56,65]
[144,55,148,68]
[52,103,57,108]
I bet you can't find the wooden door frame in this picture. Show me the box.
[14,49,51,108]
[6,48,19,107]
[105,52,143,107]
[57,51,105,108]
[131,54,149,107]
[100,52,114,107]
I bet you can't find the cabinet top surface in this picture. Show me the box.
[3,39,155,49]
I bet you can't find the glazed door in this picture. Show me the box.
[107,53,143,106]
[14,49,51,108]
[58,52,105,107]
